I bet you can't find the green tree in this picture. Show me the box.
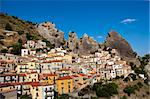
[1,49,8,53]
[123,77,130,82]
[120,95,127,99]
[58,94,69,99]
[26,33,32,40]
[123,86,135,96]
[96,87,110,97]
[5,23,12,31]
[17,30,24,35]
[42,39,54,49]
[95,83,118,97]
[20,94,31,99]
[11,42,22,55]
[18,39,23,43]
[137,82,143,88]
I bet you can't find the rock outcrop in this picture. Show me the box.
[36,22,65,47]
[68,31,79,53]
[67,32,99,55]
[104,30,136,59]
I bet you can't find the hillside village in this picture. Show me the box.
[0,14,149,99]
[0,42,133,98]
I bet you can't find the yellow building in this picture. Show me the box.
[56,76,74,94]
[27,61,36,70]
[39,73,58,84]
[63,55,72,63]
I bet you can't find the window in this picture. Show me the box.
[36,93,39,97]
[69,89,70,93]
[62,87,64,94]
[36,88,38,91]
[68,81,70,84]
[68,85,70,88]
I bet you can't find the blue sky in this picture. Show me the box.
[0,0,149,56]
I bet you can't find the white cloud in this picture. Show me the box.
[97,35,103,38]
[121,18,137,24]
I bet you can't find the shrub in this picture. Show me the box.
[123,86,135,96]
[1,49,8,53]
[11,42,22,55]
[95,83,118,97]
[18,39,22,43]
[5,23,12,31]
[20,94,31,99]
[137,82,143,88]
[120,95,127,99]
[92,82,102,91]
[42,39,54,49]
[17,30,24,35]
[58,94,69,99]
[26,33,33,40]
[123,77,130,82]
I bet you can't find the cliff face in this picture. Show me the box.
[104,31,136,59]
[68,31,79,53]
[0,13,43,51]
[0,13,65,50]
[67,32,99,55]
[36,22,65,47]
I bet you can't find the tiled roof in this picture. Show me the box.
[57,76,72,80]
[31,82,54,87]
[42,73,57,77]
[59,68,70,71]
[79,73,86,76]
[71,75,79,78]
[0,73,17,76]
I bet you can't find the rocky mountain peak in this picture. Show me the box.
[104,30,136,59]
[36,21,64,47]
[68,31,78,52]
[83,33,89,38]
[108,30,121,37]
[40,22,55,29]
[67,32,99,54]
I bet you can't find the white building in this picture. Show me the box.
[21,49,29,57]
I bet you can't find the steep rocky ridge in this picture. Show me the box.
[0,13,65,51]
[0,13,142,62]
[36,22,65,47]
[104,30,136,59]
[67,32,99,55]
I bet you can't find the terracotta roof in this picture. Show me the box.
[0,73,17,76]
[19,73,27,76]
[0,81,39,87]
[30,82,53,87]
[57,76,72,80]
[59,68,70,71]
[79,74,86,76]
[71,75,79,78]
[42,73,57,77]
